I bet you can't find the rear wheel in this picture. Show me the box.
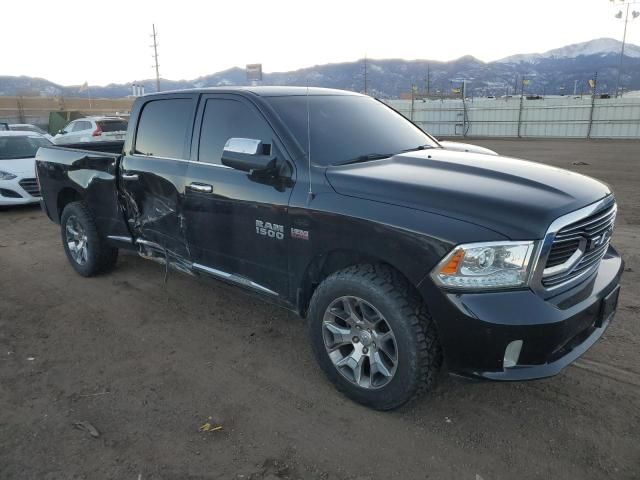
[60,202,118,276]
[308,264,442,410]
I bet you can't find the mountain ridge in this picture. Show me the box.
[1,37,639,99]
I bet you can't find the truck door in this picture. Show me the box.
[182,94,295,297]
[119,95,197,264]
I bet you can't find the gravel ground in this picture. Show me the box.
[0,139,638,479]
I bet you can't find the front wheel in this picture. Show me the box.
[307,264,442,410]
[60,202,118,277]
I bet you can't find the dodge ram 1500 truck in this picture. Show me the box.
[35,87,623,410]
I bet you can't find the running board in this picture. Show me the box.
[132,238,277,296]
[192,263,278,296]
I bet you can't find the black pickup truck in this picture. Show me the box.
[35,87,623,410]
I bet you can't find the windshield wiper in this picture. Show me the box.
[337,153,394,166]
[401,144,434,153]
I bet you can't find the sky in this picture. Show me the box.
[3,0,640,86]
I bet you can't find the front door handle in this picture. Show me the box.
[122,173,139,181]
[187,182,213,194]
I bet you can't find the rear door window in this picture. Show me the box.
[198,98,273,164]
[134,99,193,159]
[74,121,91,132]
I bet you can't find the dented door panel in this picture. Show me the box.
[119,154,191,260]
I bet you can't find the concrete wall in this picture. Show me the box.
[386,96,640,139]
[0,96,134,130]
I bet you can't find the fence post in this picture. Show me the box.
[587,72,598,139]
[16,96,26,124]
[410,86,415,122]
[517,78,526,138]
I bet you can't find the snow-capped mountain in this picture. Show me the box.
[498,38,640,64]
[1,38,640,99]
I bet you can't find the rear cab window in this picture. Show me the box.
[134,98,194,159]
[98,120,128,132]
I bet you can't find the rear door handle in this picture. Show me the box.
[187,182,213,194]
[122,173,139,181]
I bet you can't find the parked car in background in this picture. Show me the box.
[0,131,51,206]
[53,117,128,145]
[9,124,54,141]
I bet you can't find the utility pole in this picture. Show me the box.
[425,64,431,96]
[363,55,368,95]
[151,24,161,92]
[614,2,639,97]
[517,76,526,138]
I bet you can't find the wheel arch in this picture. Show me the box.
[57,187,83,222]
[295,249,421,317]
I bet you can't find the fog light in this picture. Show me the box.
[503,340,523,368]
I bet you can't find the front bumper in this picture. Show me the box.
[0,176,41,206]
[418,245,624,380]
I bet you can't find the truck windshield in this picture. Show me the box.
[266,95,438,166]
[0,135,51,160]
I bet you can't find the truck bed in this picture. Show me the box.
[35,143,131,241]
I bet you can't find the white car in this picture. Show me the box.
[9,123,54,141]
[0,131,52,206]
[53,116,128,145]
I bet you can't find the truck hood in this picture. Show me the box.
[0,157,36,177]
[325,150,611,239]
[438,140,498,156]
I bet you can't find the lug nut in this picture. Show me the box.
[362,347,369,354]
[352,336,359,343]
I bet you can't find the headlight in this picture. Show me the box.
[431,241,536,290]
[0,171,17,180]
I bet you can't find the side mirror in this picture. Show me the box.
[58,129,67,135]
[221,138,275,173]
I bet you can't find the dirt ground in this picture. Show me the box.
[1,139,638,479]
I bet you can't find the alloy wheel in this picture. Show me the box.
[322,296,398,389]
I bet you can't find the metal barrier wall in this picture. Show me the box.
[386,96,640,139]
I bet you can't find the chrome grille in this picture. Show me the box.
[19,178,40,197]
[542,202,616,288]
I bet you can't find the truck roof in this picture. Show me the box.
[142,86,362,98]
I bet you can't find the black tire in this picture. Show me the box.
[308,264,442,410]
[60,201,118,277]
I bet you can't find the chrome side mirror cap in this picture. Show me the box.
[223,138,262,155]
